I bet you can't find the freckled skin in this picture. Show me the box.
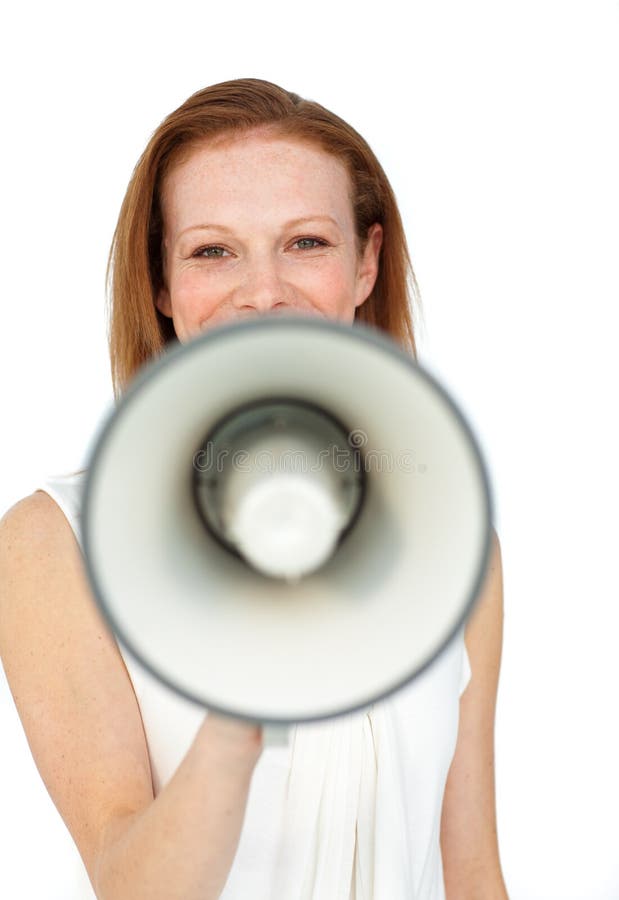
[156,132,383,343]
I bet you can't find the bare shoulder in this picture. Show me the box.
[0,488,63,545]
[0,489,99,663]
[0,491,154,886]
[0,490,76,634]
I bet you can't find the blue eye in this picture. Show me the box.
[195,245,228,258]
[295,238,326,250]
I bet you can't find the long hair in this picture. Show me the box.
[107,78,422,398]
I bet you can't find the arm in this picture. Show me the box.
[0,492,263,900]
[440,528,509,899]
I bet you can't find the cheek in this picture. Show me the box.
[302,260,358,311]
[170,269,222,322]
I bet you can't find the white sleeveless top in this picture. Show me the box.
[37,471,471,900]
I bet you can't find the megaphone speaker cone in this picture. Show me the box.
[82,315,493,725]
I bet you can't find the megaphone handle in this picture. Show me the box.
[262,724,290,747]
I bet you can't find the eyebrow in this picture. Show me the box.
[177,215,342,240]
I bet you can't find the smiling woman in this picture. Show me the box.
[0,78,508,900]
[108,78,417,398]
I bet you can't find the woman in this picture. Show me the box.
[0,79,508,899]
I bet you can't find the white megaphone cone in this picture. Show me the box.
[81,315,493,738]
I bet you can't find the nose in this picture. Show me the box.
[231,255,292,314]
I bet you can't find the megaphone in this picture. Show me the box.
[81,316,492,731]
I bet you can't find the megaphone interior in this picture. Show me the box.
[82,316,493,726]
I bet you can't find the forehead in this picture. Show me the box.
[160,132,354,232]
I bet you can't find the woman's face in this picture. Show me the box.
[156,131,383,342]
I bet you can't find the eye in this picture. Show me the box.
[293,237,328,250]
[193,245,230,258]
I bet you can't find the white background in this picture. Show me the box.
[1,1,618,897]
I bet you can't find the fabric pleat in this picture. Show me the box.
[270,700,415,900]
